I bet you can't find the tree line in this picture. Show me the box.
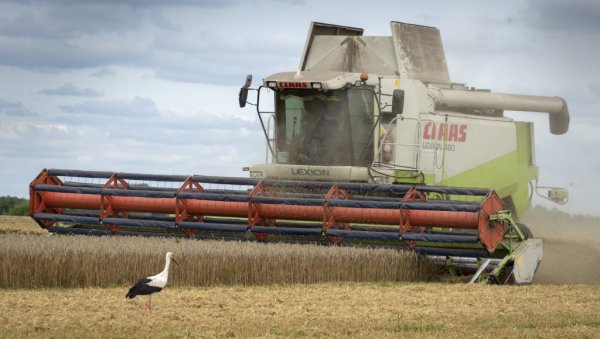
[0,196,29,216]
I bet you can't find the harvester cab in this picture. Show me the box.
[29,21,571,285]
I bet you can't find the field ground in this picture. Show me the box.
[1,214,599,337]
[1,283,599,338]
[0,215,46,234]
[520,209,600,285]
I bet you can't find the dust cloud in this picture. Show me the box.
[520,207,600,284]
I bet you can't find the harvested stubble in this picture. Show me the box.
[0,215,46,235]
[0,234,437,288]
[2,284,599,338]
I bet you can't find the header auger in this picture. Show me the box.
[29,21,569,284]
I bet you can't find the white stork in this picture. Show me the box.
[126,252,179,309]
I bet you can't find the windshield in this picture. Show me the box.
[274,88,374,166]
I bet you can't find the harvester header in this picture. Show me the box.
[30,167,541,284]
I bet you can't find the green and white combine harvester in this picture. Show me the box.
[30,22,570,284]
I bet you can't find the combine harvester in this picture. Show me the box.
[29,22,570,284]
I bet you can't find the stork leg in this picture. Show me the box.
[144,295,152,310]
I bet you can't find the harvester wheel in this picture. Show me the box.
[517,223,533,239]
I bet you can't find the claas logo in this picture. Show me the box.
[278,82,309,89]
[423,122,467,142]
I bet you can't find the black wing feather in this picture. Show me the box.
[126,277,162,298]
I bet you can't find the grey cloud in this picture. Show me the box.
[0,0,238,7]
[106,125,261,148]
[148,11,182,32]
[535,123,600,176]
[49,94,261,147]
[39,83,103,97]
[60,97,159,117]
[0,3,145,40]
[525,0,600,32]
[90,68,116,77]
[0,35,151,69]
[0,1,299,85]
[54,108,258,142]
[0,98,36,116]
[148,30,300,84]
[588,82,600,95]
[107,118,261,146]
[0,2,151,69]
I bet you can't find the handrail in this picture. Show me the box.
[372,116,423,173]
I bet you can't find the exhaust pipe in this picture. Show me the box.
[437,89,570,135]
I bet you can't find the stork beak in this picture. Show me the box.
[172,257,179,266]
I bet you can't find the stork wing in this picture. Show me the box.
[126,277,152,298]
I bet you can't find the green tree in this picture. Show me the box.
[0,196,29,216]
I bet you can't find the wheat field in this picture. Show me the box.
[0,229,436,289]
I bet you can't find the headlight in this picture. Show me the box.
[372,176,387,184]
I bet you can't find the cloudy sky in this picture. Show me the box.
[0,0,598,216]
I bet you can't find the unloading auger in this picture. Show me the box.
[30,168,541,284]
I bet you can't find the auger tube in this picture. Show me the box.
[437,89,570,135]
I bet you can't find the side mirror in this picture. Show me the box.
[392,89,404,115]
[238,74,253,108]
